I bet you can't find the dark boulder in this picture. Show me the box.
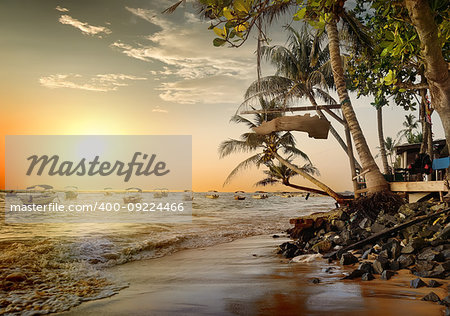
[389,260,400,271]
[381,270,395,280]
[372,258,389,274]
[343,269,365,280]
[410,278,427,288]
[358,262,373,274]
[340,252,359,265]
[427,280,442,288]
[361,272,375,281]
[397,254,415,268]
[440,295,450,307]
[422,291,440,302]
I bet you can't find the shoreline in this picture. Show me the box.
[57,234,446,315]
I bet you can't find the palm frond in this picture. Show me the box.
[223,154,263,185]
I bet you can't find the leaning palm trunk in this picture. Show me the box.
[283,181,329,196]
[326,18,389,193]
[377,107,390,174]
[273,152,343,202]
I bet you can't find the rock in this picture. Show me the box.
[410,278,427,288]
[427,280,442,288]
[389,260,400,271]
[370,223,386,234]
[311,240,332,253]
[422,291,440,302]
[381,270,395,280]
[272,234,280,238]
[343,269,365,280]
[428,261,450,279]
[333,220,346,231]
[88,258,102,264]
[361,272,375,281]
[378,249,389,260]
[372,258,389,274]
[415,260,436,273]
[361,248,372,260]
[325,267,335,273]
[358,262,373,274]
[398,204,416,217]
[5,273,27,283]
[440,295,450,307]
[418,248,445,262]
[402,237,426,254]
[401,245,415,254]
[359,218,371,229]
[340,252,359,265]
[391,241,402,260]
[397,254,415,268]
[310,278,320,284]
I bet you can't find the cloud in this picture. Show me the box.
[55,6,69,12]
[152,105,168,113]
[58,15,112,37]
[39,74,147,92]
[113,7,257,104]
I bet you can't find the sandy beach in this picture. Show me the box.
[58,235,447,316]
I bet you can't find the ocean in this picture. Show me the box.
[0,192,335,315]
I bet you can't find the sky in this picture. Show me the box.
[0,0,445,192]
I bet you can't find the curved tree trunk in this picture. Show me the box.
[283,180,329,196]
[273,152,343,202]
[406,0,450,160]
[325,18,389,193]
[377,107,390,174]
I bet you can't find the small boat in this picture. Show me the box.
[183,190,194,201]
[104,187,114,196]
[19,185,57,205]
[234,195,245,200]
[64,186,78,200]
[206,190,219,199]
[252,194,268,199]
[123,187,143,204]
[153,188,169,198]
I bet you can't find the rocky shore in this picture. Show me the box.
[278,198,450,315]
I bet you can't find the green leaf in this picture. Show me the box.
[213,38,227,47]
[213,26,227,38]
[294,7,307,21]
[234,0,249,13]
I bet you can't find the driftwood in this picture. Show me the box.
[253,114,330,139]
[324,207,450,259]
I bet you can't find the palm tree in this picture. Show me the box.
[397,114,421,144]
[243,25,362,171]
[377,106,390,174]
[255,161,329,196]
[219,98,343,201]
[384,136,399,171]
[325,15,389,193]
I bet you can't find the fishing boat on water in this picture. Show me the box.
[19,185,57,205]
[64,186,78,200]
[123,188,143,204]
[183,190,194,201]
[234,191,245,200]
[154,188,169,198]
[252,194,268,199]
[205,190,219,199]
[104,187,114,196]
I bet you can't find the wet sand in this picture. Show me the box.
[59,235,447,315]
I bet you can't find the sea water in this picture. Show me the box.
[0,192,335,315]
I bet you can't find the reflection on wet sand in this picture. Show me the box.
[58,235,446,316]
